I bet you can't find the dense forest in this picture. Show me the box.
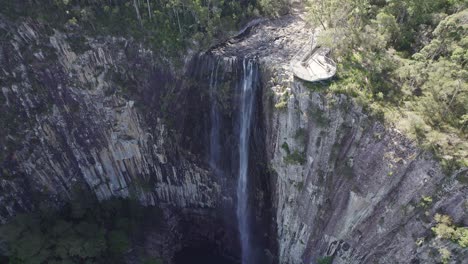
[0,0,287,59]
[0,187,163,264]
[306,0,467,172]
[0,0,467,263]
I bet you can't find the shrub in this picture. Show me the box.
[317,256,333,264]
[275,100,288,109]
[432,213,468,248]
[0,194,162,263]
[284,150,306,165]
[306,0,468,173]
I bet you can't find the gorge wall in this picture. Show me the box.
[0,16,275,263]
[210,12,467,263]
[1,11,467,264]
[264,80,467,264]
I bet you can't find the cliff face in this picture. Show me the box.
[0,18,220,218]
[210,11,467,264]
[0,16,275,262]
[264,83,467,263]
[1,11,467,264]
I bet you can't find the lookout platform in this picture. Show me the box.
[291,39,336,82]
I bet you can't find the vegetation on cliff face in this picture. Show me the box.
[0,0,287,59]
[306,0,467,172]
[432,213,468,248]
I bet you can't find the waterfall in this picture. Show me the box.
[236,58,256,264]
[209,59,221,171]
[207,56,259,263]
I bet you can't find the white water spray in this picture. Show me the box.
[209,59,221,171]
[236,59,256,264]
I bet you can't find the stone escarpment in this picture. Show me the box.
[1,10,467,264]
[264,83,467,263]
[0,15,276,263]
[211,10,467,264]
[0,18,218,215]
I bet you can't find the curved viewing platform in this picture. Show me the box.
[291,39,336,82]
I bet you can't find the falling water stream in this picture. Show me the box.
[236,59,256,264]
[208,57,257,263]
[209,59,221,171]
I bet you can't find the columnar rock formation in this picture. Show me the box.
[0,11,466,264]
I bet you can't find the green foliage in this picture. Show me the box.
[419,196,433,208]
[317,255,333,264]
[295,181,304,190]
[457,228,468,248]
[432,213,468,248]
[142,257,162,264]
[275,90,290,110]
[0,193,162,263]
[258,0,289,17]
[307,0,468,172]
[284,149,306,165]
[143,257,163,264]
[294,128,307,145]
[438,247,452,264]
[108,230,130,255]
[308,105,329,126]
[274,100,288,109]
[281,141,306,165]
[0,0,262,59]
[281,141,291,154]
